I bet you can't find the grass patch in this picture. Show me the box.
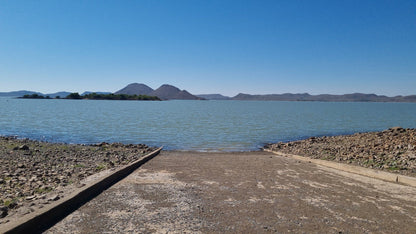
[95,163,108,171]
[4,198,18,208]
[35,187,53,194]
[388,166,400,171]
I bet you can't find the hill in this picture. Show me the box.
[232,93,311,101]
[0,90,41,97]
[114,83,154,95]
[46,92,72,98]
[81,91,112,96]
[196,94,231,100]
[149,84,202,100]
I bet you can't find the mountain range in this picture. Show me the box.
[115,83,202,100]
[232,93,416,102]
[0,90,72,98]
[196,94,231,100]
[1,84,416,102]
[0,91,110,98]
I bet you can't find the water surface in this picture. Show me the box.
[1,98,415,151]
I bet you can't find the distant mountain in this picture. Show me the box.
[46,92,72,98]
[233,93,312,101]
[232,93,416,102]
[81,91,112,96]
[149,84,202,100]
[196,94,231,100]
[0,90,109,98]
[0,90,41,97]
[3,86,415,103]
[115,83,154,96]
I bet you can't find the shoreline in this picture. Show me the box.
[265,127,416,177]
[0,137,157,224]
[2,127,416,225]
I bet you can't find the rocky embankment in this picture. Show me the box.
[0,137,156,222]
[265,127,416,177]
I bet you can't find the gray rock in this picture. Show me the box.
[17,207,33,217]
[48,195,60,201]
[6,201,18,209]
[15,144,30,150]
[0,206,8,218]
[25,195,37,201]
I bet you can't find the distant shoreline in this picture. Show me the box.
[2,85,416,102]
[19,93,161,101]
[7,96,416,103]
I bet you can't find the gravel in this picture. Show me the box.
[264,127,416,177]
[0,136,157,222]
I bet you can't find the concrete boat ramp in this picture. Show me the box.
[5,150,416,233]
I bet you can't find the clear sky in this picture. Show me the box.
[1,0,415,96]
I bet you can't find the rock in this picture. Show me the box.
[76,183,86,188]
[0,137,154,221]
[98,142,108,147]
[18,176,27,182]
[48,195,60,201]
[25,195,37,201]
[16,145,30,151]
[6,201,18,209]
[17,207,33,217]
[29,176,37,182]
[265,127,416,176]
[0,206,8,218]
[389,127,405,133]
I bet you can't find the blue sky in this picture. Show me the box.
[1,0,415,96]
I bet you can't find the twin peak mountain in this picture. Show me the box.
[115,83,203,100]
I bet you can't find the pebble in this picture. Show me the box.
[265,127,416,177]
[0,136,156,219]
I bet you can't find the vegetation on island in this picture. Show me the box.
[20,92,161,101]
[66,92,161,101]
[21,94,52,99]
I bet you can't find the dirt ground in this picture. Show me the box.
[47,151,416,233]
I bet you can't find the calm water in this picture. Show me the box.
[1,98,416,151]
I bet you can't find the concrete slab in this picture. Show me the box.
[48,151,416,233]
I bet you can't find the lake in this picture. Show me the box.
[1,98,416,151]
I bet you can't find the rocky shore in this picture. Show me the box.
[0,136,156,223]
[265,127,416,177]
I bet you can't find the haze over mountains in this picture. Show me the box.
[1,83,416,102]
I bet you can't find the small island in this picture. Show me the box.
[21,92,161,101]
[21,94,53,99]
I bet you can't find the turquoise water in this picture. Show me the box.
[1,98,416,151]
